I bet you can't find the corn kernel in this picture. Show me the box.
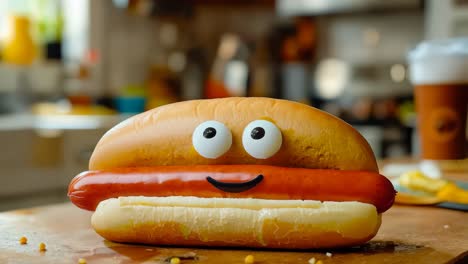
[244,254,255,264]
[316,260,324,264]
[78,258,87,264]
[38,242,46,252]
[170,257,180,264]
[19,236,27,245]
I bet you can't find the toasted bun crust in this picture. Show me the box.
[92,197,381,249]
[90,97,377,172]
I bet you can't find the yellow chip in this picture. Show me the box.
[244,254,255,264]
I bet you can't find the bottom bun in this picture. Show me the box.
[91,196,381,249]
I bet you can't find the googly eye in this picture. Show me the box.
[192,120,232,159]
[242,120,282,159]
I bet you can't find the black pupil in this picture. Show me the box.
[203,127,217,139]
[251,127,265,140]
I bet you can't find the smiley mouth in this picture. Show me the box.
[206,175,264,193]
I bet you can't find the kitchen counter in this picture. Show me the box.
[0,114,129,131]
[0,203,467,264]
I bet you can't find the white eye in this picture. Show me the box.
[242,120,282,159]
[192,120,232,159]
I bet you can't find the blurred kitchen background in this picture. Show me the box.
[0,0,467,210]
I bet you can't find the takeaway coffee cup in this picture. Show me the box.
[408,38,468,160]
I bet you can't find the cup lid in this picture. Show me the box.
[408,38,468,62]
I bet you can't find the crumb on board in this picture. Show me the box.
[19,236,27,245]
[444,225,450,229]
[326,252,332,257]
[38,242,46,252]
[78,258,87,264]
[164,253,198,263]
[170,257,180,264]
[308,257,316,264]
[316,260,324,264]
[244,254,255,264]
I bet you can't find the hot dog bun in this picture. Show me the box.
[90,97,377,172]
[92,197,381,249]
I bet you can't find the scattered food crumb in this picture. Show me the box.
[326,252,332,257]
[170,257,180,264]
[444,225,450,229]
[316,260,324,264]
[145,248,154,251]
[38,242,46,252]
[308,257,316,264]
[164,253,198,263]
[244,254,255,264]
[78,258,87,264]
[19,236,27,245]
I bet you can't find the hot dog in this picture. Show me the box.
[68,97,396,249]
[69,165,395,213]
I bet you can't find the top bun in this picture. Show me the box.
[90,97,378,172]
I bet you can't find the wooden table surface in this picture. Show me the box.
[0,202,467,264]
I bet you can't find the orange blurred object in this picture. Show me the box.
[85,49,100,64]
[281,37,299,62]
[205,78,231,99]
[146,65,179,109]
[296,18,317,60]
[68,95,92,106]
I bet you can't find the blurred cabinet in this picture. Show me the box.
[0,126,109,211]
[62,128,108,184]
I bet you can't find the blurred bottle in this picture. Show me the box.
[181,48,205,100]
[280,35,308,103]
[279,18,317,104]
[63,52,97,108]
[3,15,37,65]
[249,39,273,97]
[66,64,92,106]
[296,17,317,62]
[205,34,250,98]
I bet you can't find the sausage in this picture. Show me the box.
[68,165,395,213]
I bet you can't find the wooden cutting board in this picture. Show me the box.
[0,203,466,264]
